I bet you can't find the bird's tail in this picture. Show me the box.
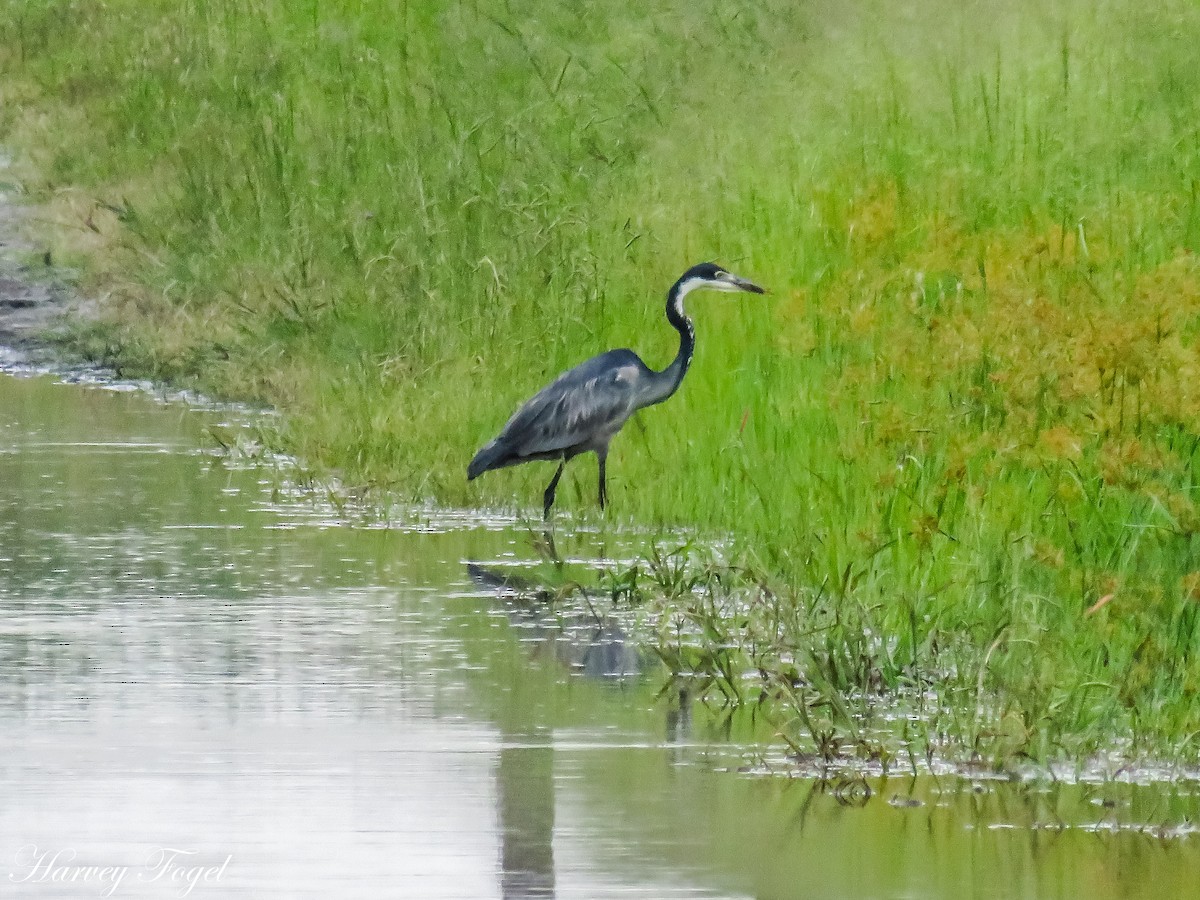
[467,439,508,480]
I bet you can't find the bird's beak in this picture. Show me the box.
[728,273,766,294]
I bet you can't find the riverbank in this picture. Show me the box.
[1,0,1199,770]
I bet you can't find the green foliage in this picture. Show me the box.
[2,0,1200,761]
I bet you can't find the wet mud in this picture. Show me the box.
[0,158,80,362]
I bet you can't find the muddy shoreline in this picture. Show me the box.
[0,160,80,364]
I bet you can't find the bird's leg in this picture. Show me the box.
[543,460,565,521]
[597,450,608,511]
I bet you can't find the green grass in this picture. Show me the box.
[2,0,1200,765]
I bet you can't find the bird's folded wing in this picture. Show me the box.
[508,366,639,458]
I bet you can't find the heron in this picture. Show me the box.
[467,261,766,518]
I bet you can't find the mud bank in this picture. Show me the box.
[0,157,81,362]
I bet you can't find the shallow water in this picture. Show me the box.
[1,370,1198,900]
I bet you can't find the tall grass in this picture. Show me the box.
[2,0,1199,760]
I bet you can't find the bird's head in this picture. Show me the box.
[678,261,766,296]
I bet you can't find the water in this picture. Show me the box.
[1,369,1198,900]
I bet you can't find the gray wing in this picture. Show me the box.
[498,349,646,458]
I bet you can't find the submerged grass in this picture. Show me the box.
[601,545,1189,775]
[2,0,1200,764]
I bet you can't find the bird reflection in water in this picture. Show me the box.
[466,540,691,899]
[466,560,646,679]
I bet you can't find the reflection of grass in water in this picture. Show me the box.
[780,776,1200,842]
[3,0,1200,760]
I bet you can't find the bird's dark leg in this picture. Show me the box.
[543,460,565,520]
[597,450,608,511]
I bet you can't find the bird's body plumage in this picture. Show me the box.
[467,348,650,478]
[468,262,764,517]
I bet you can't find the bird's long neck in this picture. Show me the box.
[641,276,696,407]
